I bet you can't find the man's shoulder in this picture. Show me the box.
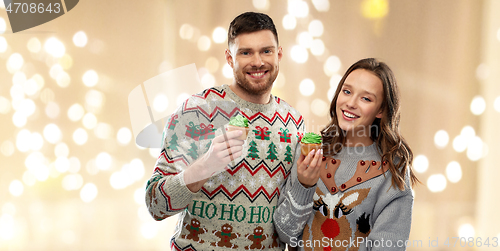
[191,85,227,100]
[179,85,227,110]
[273,95,302,115]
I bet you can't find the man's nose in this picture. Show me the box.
[250,53,264,67]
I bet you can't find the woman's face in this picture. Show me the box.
[336,69,384,138]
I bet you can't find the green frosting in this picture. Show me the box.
[228,115,249,127]
[301,132,321,144]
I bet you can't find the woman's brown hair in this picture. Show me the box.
[321,58,419,190]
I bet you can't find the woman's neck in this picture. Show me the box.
[344,134,374,147]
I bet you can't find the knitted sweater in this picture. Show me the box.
[146,84,305,251]
[274,143,413,251]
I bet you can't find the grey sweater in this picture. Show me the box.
[274,143,413,251]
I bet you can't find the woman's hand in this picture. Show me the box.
[297,148,323,188]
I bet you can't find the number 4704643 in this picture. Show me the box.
[6,2,61,14]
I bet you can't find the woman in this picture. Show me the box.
[274,58,419,251]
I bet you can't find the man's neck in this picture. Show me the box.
[228,83,272,105]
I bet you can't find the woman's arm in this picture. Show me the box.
[273,144,322,244]
[362,170,414,251]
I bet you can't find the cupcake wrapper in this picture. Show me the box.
[226,125,250,140]
[300,142,322,156]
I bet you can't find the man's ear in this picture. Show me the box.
[277,46,283,62]
[225,49,233,68]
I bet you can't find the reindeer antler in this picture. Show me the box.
[339,160,389,192]
[319,157,341,195]
[320,158,389,194]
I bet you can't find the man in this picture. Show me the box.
[146,12,304,250]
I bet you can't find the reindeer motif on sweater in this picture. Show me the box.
[301,158,386,251]
[303,188,371,251]
[274,144,414,251]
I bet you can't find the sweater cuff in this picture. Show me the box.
[167,171,196,206]
[287,178,317,209]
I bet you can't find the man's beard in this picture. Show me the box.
[234,66,278,96]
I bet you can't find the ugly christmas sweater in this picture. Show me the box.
[274,143,413,251]
[146,84,305,250]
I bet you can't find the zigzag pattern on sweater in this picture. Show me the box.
[192,86,284,106]
[156,149,190,167]
[170,240,198,251]
[153,167,178,176]
[155,150,294,176]
[226,159,292,176]
[181,88,304,129]
[192,86,226,100]
[201,184,281,203]
[158,179,188,212]
[198,161,291,203]
[155,129,294,204]
[193,87,281,104]
[181,104,303,129]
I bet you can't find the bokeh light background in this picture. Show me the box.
[1,0,499,250]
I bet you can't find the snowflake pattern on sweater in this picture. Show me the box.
[145,85,304,250]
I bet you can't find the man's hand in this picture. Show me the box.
[199,129,245,175]
[184,129,245,192]
[297,148,323,188]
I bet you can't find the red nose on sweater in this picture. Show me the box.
[321,218,340,239]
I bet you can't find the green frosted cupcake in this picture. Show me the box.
[300,132,322,156]
[227,115,250,140]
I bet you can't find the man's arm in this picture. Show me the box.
[145,107,244,221]
[183,129,244,192]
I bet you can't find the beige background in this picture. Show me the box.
[0,0,498,250]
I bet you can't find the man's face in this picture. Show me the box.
[225,30,282,96]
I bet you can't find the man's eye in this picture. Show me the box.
[241,52,250,55]
[263,50,271,54]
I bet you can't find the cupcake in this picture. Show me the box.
[227,115,250,140]
[300,132,322,156]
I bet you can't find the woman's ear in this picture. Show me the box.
[376,107,384,119]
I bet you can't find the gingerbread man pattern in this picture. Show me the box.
[245,226,267,250]
[269,232,281,249]
[181,218,207,243]
[211,223,240,249]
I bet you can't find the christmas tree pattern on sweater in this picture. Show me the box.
[145,85,305,251]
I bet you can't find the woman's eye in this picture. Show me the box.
[363,97,371,102]
[343,90,350,95]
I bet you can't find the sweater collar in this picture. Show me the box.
[336,142,379,159]
[222,84,276,113]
